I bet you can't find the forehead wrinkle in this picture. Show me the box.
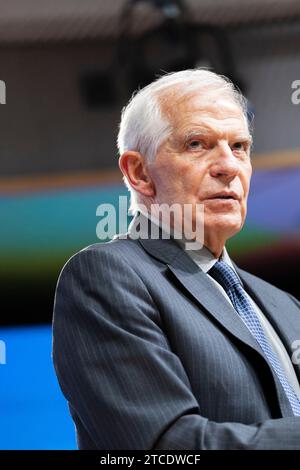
[179,117,250,143]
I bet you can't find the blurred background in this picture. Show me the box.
[0,0,299,449]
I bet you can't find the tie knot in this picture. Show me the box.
[208,260,242,293]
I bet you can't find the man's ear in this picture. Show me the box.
[118,151,155,197]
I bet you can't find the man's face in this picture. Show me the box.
[147,91,253,249]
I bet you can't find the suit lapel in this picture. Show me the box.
[139,235,265,358]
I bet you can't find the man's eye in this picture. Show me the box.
[232,142,247,151]
[187,140,203,150]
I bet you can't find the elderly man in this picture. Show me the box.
[53,69,300,450]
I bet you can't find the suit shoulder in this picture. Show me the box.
[82,237,146,264]
[57,237,143,281]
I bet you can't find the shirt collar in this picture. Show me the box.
[128,209,235,274]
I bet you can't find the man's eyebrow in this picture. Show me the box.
[182,129,210,141]
[182,130,252,144]
[232,134,253,143]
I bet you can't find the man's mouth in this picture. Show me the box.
[206,192,240,201]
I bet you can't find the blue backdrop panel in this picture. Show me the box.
[0,325,76,450]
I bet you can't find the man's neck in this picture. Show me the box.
[138,208,226,260]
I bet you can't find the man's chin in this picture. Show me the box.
[205,216,243,238]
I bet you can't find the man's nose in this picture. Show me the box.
[209,141,240,181]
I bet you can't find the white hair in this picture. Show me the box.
[117,68,250,214]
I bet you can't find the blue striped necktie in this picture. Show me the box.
[209,260,300,416]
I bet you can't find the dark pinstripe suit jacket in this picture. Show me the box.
[52,215,300,450]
